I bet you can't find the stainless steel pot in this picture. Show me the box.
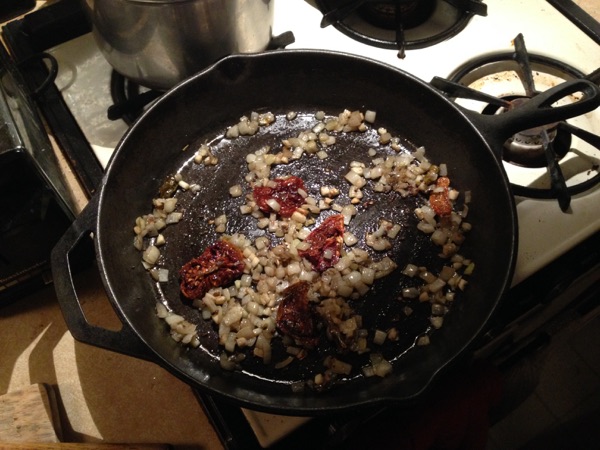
[83,0,274,90]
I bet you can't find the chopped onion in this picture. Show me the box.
[344,169,366,188]
[373,329,387,345]
[402,263,419,277]
[402,287,419,299]
[327,357,352,375]
[266,198,281,212]
[136,108,477,391]
[430,316,444,329]
[229,184,243,197]
[343,231,358,246]
[142,245,160,266]
[364,110,376,123]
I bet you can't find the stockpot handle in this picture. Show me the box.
[51,195,155,362]
[456,78,600,156]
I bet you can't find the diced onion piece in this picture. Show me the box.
[156,302,169,318]
[344,169,366,188]
[464,262,475,275]
[229,184,243,197]
[402,287,419,299]
[402,264,419,277]
[166,212,183,224]
[430,316,444,329]
[343,231,358,246]
[142,245,160,266]
[428,278,446,293]
[364,110,376,123]
[266,198,281,212]
[327,357,352,375]
[416,335,430,346]
[373,329,387,345]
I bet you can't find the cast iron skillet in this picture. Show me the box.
[51,50,600,415]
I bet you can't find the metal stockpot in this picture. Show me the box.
[83,0,274,90]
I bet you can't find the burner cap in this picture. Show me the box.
[503,124,571,168]
[489,96,570,168]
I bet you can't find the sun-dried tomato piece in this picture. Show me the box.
[253,176,306,218]
[179,240,245,300]
[276,281,320,348]
[298,214,345,272]
[429,176,453,217]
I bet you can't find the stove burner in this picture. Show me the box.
[504,126,571,168]
[358,0,436,30]
[479,96,571,168]
[431,34,600,212]
[316,0,487,57]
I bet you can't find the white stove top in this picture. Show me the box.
[279,0,600,79]
[50,0,600,288]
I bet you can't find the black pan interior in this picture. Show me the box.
[94,50,516,414]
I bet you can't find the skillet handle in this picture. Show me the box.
[457,79,600,155]
[51,195,156,362]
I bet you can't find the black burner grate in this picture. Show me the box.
[316,0,487,58]
[430,34,600,212]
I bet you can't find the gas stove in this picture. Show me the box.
[2,0,599,448]
[42,0,600,289]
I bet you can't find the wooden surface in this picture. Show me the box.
[0,384,171,449]
[0,445,170,450]
[0,269,224,449]
[0,384,61,443]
